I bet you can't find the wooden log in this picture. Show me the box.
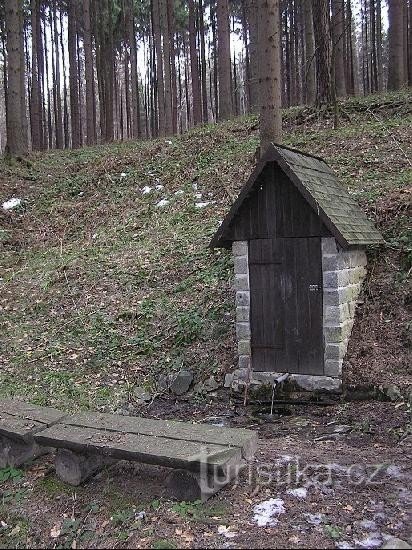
[165,459,245,502]
[55,449,113,486]
[0,435,49,468]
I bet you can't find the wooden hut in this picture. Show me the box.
[211,144,383,389]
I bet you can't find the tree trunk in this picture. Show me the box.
[331,0,347,97]
[68,0,80,148]
[5,0,28,156]
[188,0,202,125]
[387,0,405,90]
[160,0,173,135]
[246,0,259,113]
[83,0,96,145]
[167,0,178,132]
[312,0,333,105]
[152,0,166,135]
[376,0,384,91]
[128,0,141,138]
[199,0,209,122]
[216,0,232,120]
[30,0,42,150]
[303,0,316,104]
[409,0,412,86]
[259,0,282,152]
[53,0,63,148]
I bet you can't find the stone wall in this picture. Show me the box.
[233,241,251,374]
[322,238,367,378]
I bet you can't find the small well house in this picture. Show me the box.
[211,144,383,387]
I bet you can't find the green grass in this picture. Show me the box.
[0,90,411,410]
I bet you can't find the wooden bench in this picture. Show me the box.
[0,400,257,501]
[0,399,66,468]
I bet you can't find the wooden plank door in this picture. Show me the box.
[249,238,324,375]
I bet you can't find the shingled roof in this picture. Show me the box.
[211,143,384,249]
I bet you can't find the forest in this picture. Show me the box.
[0,1,411,549]
[0,0,411,155]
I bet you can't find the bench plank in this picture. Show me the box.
[62,412,257,459]
[0,400,66,442]
[0,399,65,427]
[35,423,242,474]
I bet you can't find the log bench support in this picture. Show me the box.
[0,434,48,469]
[55,449,114,486]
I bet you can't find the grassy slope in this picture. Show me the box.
[0,91,411,411]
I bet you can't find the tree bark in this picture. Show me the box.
[387,0,405,90]
[312,0,333,105]
[199,0,209,122]
[160,0,173,135]
[303,0,316,104]
[83,0,96,145]
[31,0,42,150]
[188,0,202,125]
[331,0,347,97]
[259,0,282,152]
[246,0,259,113]
[4,0,28,156]
[152,0,166,135]
[68,0,80,148]
[52,0,63,148]
[216,0,232,120]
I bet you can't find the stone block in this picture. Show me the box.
[238,339,251,356]
[324,326,343,343]
[321,238,338,255]
[234,275,249,291]
[350,250,368,268]
[238,355,251,371]
[232,241,248,257]
[324,360,343,377]
[324,270,350,289]
[236,322,251,340]
[291,374,342,393]
[324,343,345,361]
[324,290,340,307]
[236,306,249,323]
[236,291,250,307]
[234,256,248,275]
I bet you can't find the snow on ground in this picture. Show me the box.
[2,198,22,210]
[253,499,285,527]
[156,199,169,208]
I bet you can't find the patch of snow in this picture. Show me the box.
[358,520,378,531]
[304,513,323,526]
[136,511,146,520]
[336,542,355,549]
[2,198,22,210]
[156,184,164,190]
[195,202,212,209]
[192,183,198,191]
[195,192,203,199]
[217,526,237,539]
[156,199,169,208]
[174,190,184,196]
[354,533,383,549]
[286,487,307,499]
[120,172,127,178]
[385,465,404,480]
[142,186,152,194]
[275,455,296,466]
[253,498,285,527]
[165,140,173,145]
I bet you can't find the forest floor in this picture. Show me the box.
[0,91,411,548]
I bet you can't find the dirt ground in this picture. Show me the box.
[0,396,411,549]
